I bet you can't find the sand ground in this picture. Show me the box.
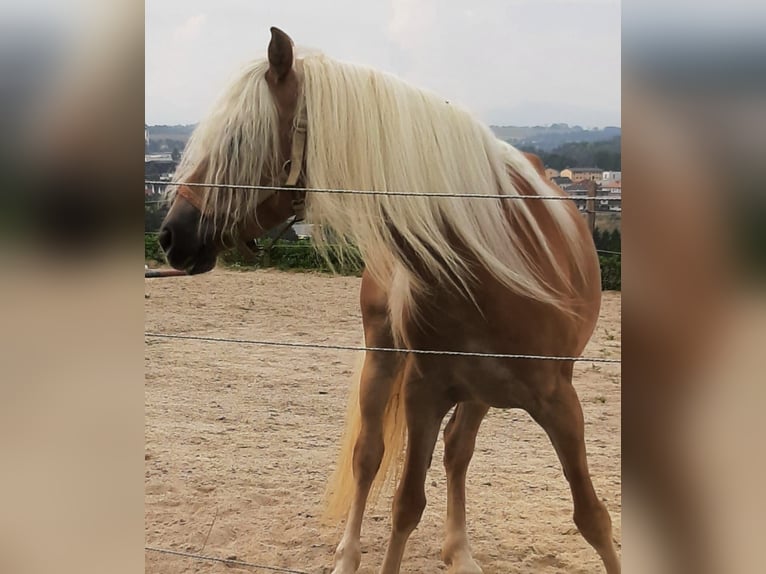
[145,268,621,573]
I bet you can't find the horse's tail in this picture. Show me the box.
[323,352,407,522]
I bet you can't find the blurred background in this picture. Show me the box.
[623,1,766,573]
[0,1,764,573]
[0,2,143,574]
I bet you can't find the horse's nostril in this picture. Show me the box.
[158,227,173,253]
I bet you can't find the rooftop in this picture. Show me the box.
[145,154,174,162]
[551,176,573,186]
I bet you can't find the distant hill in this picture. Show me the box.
[146,124,196,144]
[490,124,621,151]
[146,122,621,153]
[145,125,197,154]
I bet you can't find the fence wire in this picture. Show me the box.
[145,180,621,202]
[145,546,309,574]
[145,332,620,364]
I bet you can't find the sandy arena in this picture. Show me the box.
[145,268,621,573]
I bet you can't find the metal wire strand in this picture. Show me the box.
[145,546,310,574]
[144,180,621,202]
[144,332,620,364]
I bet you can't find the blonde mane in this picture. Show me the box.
[174,52,587,342]
[300,54,585,339]
[171,59,281,241]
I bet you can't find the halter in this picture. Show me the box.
[174,106,308,221]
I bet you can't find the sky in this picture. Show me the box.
[145,0,621,127]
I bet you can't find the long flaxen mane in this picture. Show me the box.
[174,52,587,343]
[303,54,588,340]
[171,59,282,241]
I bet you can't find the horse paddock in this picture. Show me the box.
[145,268,621,573]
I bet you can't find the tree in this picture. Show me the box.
[520,137,621,171]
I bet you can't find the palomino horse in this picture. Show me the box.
[159,27,620,574]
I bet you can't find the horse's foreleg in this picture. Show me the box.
[332,351,402,574]
[380,366,452,574]
[441,401,489,574]
[531,379,621,574]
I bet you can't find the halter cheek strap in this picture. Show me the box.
[248,112,308,260]
[174,106,307,221]
[284,113,307,221]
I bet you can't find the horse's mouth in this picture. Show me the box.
[185,254,217,275]
[164,243,218,275]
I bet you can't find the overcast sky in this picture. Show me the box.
[145,0,620,127]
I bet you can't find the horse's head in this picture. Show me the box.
[159,27,303,274]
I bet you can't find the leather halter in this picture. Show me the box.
[174,107,308,221]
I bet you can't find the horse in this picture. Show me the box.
[158,27,620,574]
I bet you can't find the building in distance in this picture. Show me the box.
[560,167,603,183]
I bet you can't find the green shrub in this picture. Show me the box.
[219,247,258,268]
[593,228,621,253]
[145,233,164,263]
[268,240,363,275]
[599,255,621,291]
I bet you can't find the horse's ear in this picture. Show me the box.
[268,27,294,82]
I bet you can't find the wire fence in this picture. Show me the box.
[144,332,620,364]
[143,178,622,363]
[146,546,310,574]
[144,180,622,202]
[144,176,621,568]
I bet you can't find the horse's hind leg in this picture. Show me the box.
[332,350,403,574]
[380,365,452,574]
[531,377,621,574]
[441,401,489,574]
